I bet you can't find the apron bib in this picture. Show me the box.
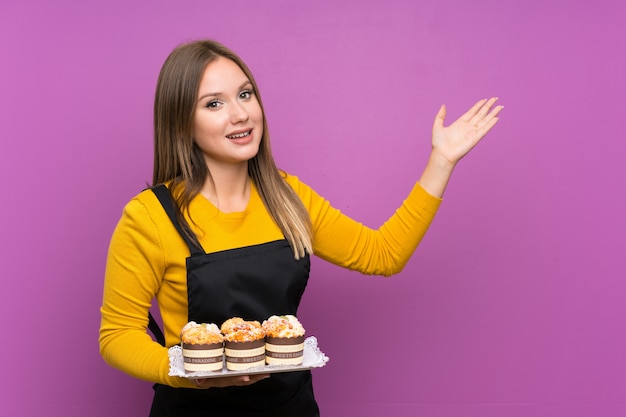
[149,185,319,417]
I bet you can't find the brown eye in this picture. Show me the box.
[205,100,221,109]
[239,90,253,100]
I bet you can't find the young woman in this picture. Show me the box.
[99,39,503,416]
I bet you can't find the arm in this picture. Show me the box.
[419,97,503,197]
[99,197,184,386]
[287,175,441,276]
[99,195,269,389]
[287,98,502,275]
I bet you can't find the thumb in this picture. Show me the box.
[192,378,208,387]
[433,104,446,130]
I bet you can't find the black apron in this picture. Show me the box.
[148,185,320,417]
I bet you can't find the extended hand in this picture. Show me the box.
[431,97,503,168]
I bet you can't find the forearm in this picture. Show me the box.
[312,182,441,276]
[99,317,191,387]
[417,150,456,198]
[99,266,195,388]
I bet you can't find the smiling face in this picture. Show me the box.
[193,57,264,171]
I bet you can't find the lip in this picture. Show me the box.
[225,128,253,139]
[225,128,254,145]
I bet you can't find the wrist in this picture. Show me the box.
[428,149,456,174]
[417,151,456,198]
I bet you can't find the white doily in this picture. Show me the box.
[169,336,329,378]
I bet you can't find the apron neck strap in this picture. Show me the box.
[151,184,204,256]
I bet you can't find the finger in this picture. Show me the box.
[471,97,499,123]
[460,98,488,122]
[476,104,504,129]
[191,378,210,388]
[248,374,271,384]
[236,374,269,385]
[488,104,504,120]
[433,104,446,129]
[476,116,500,138]
[476,97,498,118]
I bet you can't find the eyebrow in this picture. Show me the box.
[197,80,253,102]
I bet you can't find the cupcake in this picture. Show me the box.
[180,321,224,373]
[262,315,306,366]
[220,317,266,371]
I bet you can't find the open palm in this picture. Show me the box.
[431,97,503,167]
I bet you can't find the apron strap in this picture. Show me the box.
[151,184,204,256]
[149,184,205,347]
[148,312,165,346]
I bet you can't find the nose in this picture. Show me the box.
[229,101,249,124]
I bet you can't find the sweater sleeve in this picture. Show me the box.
[99,195,194,388]
[286,175,442,276]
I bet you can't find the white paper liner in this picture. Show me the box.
[169,336,329,379]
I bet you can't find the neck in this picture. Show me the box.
[201,163,251,213]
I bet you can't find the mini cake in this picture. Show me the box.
[180,321,224,373]
[220,317,266,371]
[262,315,306,366]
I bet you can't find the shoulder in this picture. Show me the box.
[279,170,312,194]
[125,186,161,209]
[278,170,328,209]
[118,186,170,227]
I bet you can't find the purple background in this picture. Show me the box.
[1,0,625,416]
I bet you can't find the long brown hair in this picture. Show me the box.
[152,39,312,258]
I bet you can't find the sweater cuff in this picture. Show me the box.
[408,182,443,214]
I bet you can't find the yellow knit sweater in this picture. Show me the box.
[99,173,441,388]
